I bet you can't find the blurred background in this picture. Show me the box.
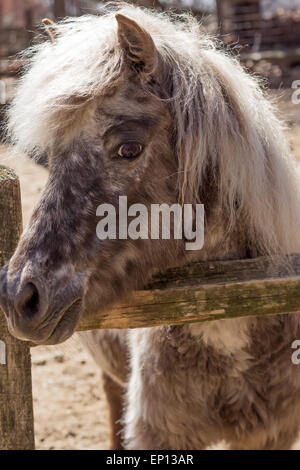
[1,0,300,93]
[0,0,300,450]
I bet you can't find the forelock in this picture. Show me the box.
[6,4,212,156]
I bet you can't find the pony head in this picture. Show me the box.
[0,4,299,344]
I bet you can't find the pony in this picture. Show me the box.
[1,4,300,449]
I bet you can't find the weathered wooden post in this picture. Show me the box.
[54,0,66,19]
[0,166,35,450]
[24,8,34,45]
[216,0,224,34]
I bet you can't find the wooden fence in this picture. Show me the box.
[217,0,300,52]
[1,166,300,449]
[0,27,31,58]
[0,166,34,450]
[216,0,300,88]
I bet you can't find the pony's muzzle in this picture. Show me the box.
[0,261,83,344]
[14,278,47,325]
[0,268,49,341]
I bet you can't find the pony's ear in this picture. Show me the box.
[42,18,58,43]
[116,13,158,78]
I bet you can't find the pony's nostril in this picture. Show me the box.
[15,282,40,319]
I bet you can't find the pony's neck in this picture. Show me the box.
[188,205,251,263]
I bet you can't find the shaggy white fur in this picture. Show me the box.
[8,3,300,259]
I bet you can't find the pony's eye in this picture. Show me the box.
[117,142,143,159]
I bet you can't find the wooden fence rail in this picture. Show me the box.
[1,166,300,449]
[0,166,34,450]
[77,254,300,331]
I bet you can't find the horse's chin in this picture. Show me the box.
[8,299,83,346]
[38,300,83,345]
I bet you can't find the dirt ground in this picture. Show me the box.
[0,91,299,450]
